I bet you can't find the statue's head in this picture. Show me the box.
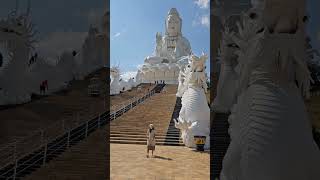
[189,53,207,73]
[165,8,182,36]
[183,53,208,88]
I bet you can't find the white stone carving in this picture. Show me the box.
[174,53,210,149]
[219,1,320,179]
[0,5,107,105]
[110,66,121,95]
[212,27,239,113]
[110,67,138,95]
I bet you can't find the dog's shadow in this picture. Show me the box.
[153,155,173,160]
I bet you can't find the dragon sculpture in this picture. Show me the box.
[216,0,320,179]
[174,53,210,149]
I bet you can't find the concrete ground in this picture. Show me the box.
[110,143,210,180]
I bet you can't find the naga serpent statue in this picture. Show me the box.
[174,53,210,149]
[217,0,320,179]
[0,5,37,105]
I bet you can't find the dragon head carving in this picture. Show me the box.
[184,53,208,92]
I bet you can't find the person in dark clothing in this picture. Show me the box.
[40,81,45,95]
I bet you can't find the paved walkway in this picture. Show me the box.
[111,144,210,180]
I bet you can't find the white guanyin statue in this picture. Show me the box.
[138,8,192,84]
[219,0,320,179]
[174,53,210,149]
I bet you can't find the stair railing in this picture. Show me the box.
[110,89,157,121]
[0,85,160,179]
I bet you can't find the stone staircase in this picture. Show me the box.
[110,84,183,146]
[211,112,230,179]
[164,97,182,145]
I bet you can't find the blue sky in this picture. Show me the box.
[0,0,318,70]
[110,0,210,73]
[0,0,105,63]
[307,0,320,51]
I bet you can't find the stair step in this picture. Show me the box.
[110,140,184,146]
[110,131,180,136]
[110,133,181,139]
[110,136,182,142]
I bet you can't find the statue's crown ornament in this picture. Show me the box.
[168,8,180,17]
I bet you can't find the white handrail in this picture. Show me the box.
[0,87,159,176]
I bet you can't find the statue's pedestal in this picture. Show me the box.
[139,64,180,84]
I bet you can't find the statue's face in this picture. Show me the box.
[167,15,180,36]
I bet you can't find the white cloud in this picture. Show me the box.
[111,32,121,41]
[136,64,144,69]
[201,15,210,27]
[192,14,210,28]
[194,0,209,9]
[36,31,87,64]
[114,32,121,37]
[120,71,138,81]
[112,28,127,40]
